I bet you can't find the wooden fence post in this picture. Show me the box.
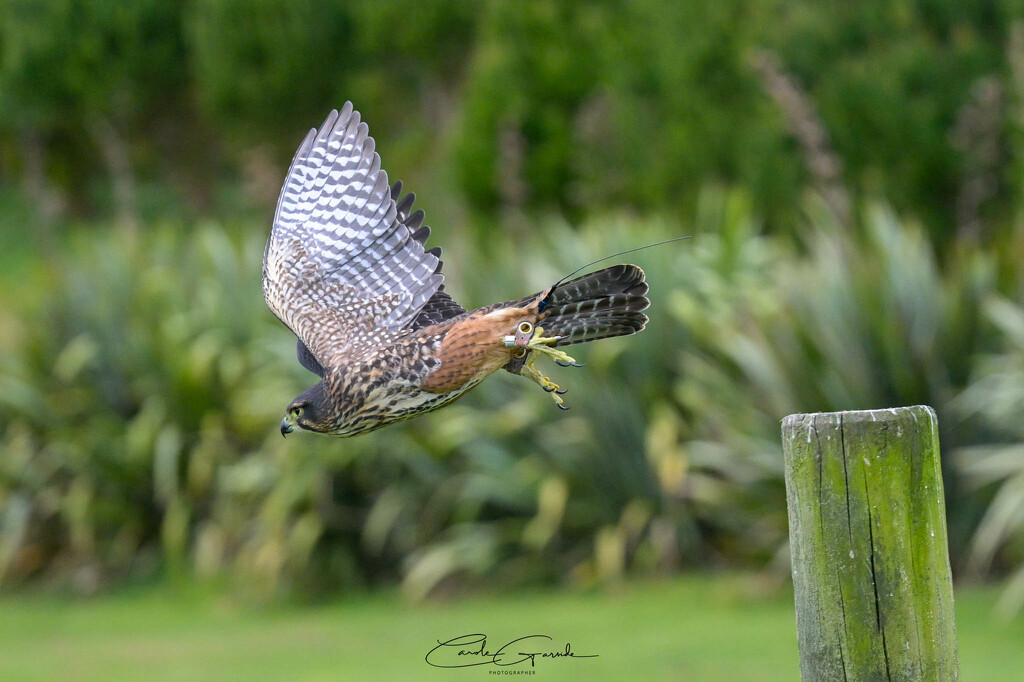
[781,406,959,681]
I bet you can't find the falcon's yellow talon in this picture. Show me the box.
[520,351,569,408]
[525,325,580,367]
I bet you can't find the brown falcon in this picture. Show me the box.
[265,102,650,437]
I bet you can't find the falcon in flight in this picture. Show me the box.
[265,102,650,437]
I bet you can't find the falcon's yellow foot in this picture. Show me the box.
[525,326,583,368]
[521,354,571,410]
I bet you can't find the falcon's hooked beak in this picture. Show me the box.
[280,416,295,437]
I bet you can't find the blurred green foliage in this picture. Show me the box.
[1,198,1021,603]
[3,0,1024,612]
[955,295,1024,617]
[0,0,1015,235]
[0,1,186,130]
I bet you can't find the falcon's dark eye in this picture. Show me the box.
[290,405,304,419]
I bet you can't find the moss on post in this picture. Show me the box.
[781,406,958,681]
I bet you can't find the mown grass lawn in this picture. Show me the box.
[0,574,1020,681]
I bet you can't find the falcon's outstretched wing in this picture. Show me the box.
[263,103,449,368]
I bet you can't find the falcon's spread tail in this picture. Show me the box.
[537,264,650,346]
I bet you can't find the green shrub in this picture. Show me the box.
[0,200,1013,601]
[0,218,697,598]
[954,296,1024,616]
[668,197,999,565]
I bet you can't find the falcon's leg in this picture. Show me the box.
[520,353,570,410]
[524,326,583,368]
[503,323,579,410]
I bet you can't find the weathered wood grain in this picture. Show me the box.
[782,406,958,681]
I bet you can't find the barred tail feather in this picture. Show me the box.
[539,265,650,346]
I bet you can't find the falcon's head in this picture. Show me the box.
[280,382,332,436]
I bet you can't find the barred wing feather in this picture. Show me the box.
[263,103,446,366]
